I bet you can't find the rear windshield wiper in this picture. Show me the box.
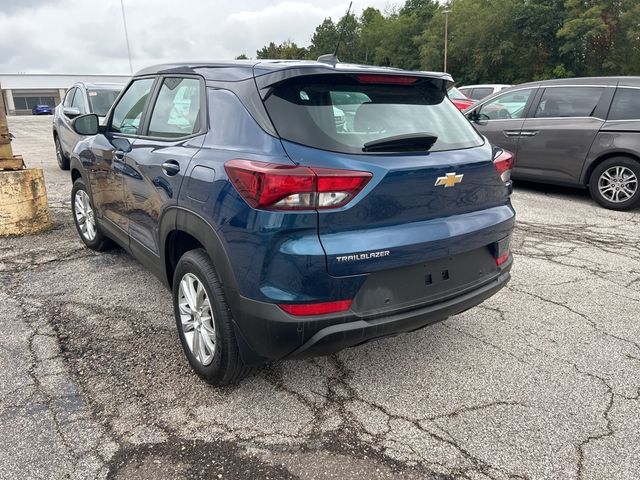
[362,133,438,153]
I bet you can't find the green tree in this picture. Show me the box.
[256,40,308,60]
[307,18,340,59]
[235,53,249,60]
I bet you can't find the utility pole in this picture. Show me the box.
[443,9,451,72]
[120,0,133,74]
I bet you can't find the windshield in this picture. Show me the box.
[264,74,483,154]
[88,88,122,117]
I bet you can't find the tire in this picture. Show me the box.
[589,157,640,211]
[71,178,112,251]
[172,249,253,385]
[54,135,70,170]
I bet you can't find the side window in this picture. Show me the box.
[63,88,75,108]
[459,88,472,98]
[477,88,534,120]
[147,77,202,138]
[110,78,155,135]
[535,87,604,118]
[471,88,493,100]
[71,88,86,114]
[608,88,640,121]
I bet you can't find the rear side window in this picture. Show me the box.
[263,74,483,154]
[110,78,154,135]
[535,87,604,118]
[608,88,640,121]
[470,88,493,100]
[148,77,201,138]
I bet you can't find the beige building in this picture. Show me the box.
[0,73,129,115]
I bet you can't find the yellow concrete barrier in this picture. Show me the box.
[0,168,52,236]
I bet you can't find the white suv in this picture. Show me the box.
[459,84,511,101]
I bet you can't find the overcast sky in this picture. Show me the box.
[0,0,397,74]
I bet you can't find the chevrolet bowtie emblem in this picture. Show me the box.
[435,172,464,188]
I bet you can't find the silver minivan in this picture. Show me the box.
[465,77,640,210]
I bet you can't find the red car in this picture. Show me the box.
[449,87,475,110]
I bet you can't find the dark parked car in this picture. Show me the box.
[53,82,123,170]
[465,77,640,210]
[68,61,515,385]
[32,104,52,115]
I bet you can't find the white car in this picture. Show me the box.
[459,84,511,101]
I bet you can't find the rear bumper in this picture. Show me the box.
[230,258,511,364]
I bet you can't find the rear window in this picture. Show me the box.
[88,88,122,117]
[263,74,483,154]
[608,87,640,121]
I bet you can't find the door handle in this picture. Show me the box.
[520,130,539,137]
[503,130,521,137]
[162,160,180,176]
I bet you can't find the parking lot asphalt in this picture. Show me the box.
[1,115,639,480]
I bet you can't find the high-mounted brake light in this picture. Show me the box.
[355,74,418,85]
[493,149,514,183]
[224,160,372,210]
[278,299,352,316]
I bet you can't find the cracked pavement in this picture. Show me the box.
[1,116,639,479]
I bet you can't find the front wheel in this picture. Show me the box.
[589,157,640,211]
[172,249,253,385]
[54,136,70,170]
[71,178,112,250]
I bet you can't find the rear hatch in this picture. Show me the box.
[260,70,513,276]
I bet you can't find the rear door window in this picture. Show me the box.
[147,77,202,138]
[608,88,640,120]
[535,87,604,118]
[264,74,483,154]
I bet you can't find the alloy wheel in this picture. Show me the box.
[178,273,216,366]
[598,166,638,203]
[74,190,97,241]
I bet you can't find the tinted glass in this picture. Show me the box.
[471,88,493,100]
[264,75,483,154]
[110,78,154,135]
[535,87,604,118]
[87,88,122,117]
[608,88,640,121]
[148,77,201,138]
[478,88,534,120]
[459,88,471,97]
[63,89,75,107]
[448,87,467,100]
[71,88,86,114]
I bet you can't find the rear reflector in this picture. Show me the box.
[495,251,510,266]
[225,159,372,210]
[493,149,514,183]
[278,300,352,316]
[355,74,418,85]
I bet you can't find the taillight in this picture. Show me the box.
[224,159,372,210]
[493,149,514,183]
[495,250,510,266]
[493,236,511,266]
[278,299,352,316]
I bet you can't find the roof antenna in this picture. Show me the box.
[317,1,352,66]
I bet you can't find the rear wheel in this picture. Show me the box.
[71,178,112,251]
[589,157,640,210]
[54,135,70,170]
[172,249,253,385]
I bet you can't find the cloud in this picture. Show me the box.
[0,0,394,74]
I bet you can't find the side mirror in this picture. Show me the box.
[72,114,99,136]
[63,107,81,119]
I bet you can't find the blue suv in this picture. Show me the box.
[69,61,515,385]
